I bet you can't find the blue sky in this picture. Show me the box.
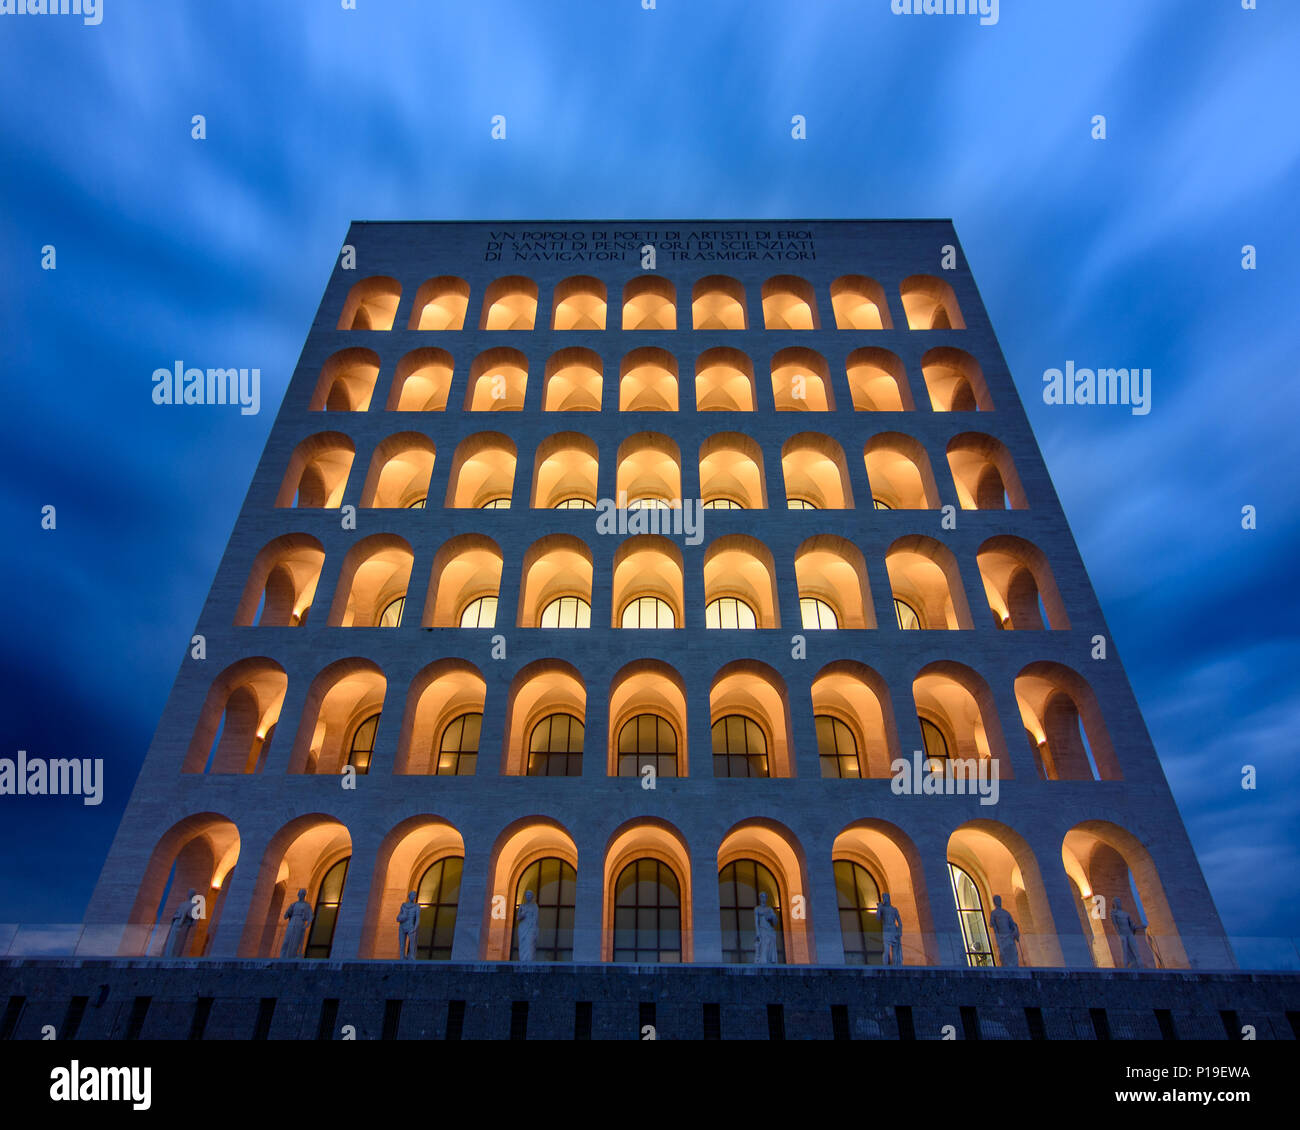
[1,0,1297,952]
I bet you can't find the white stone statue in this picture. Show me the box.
[516,889,539,962]
[280,888,313,958]
[988,894,1021,967]
[396,890,420,960]
[1111,896,1144,969]
[877,891,903,966]
[753,891,779,964]
[165,889,198,957]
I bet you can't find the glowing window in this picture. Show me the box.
[613,859,681,963]
[894,598,921,631]
[459,595,498,628]
[554,497,595,510]
[786,498,818,511]
[620,595,675,629]
[479,497,511,510]
[834,860,883,965]
[919,717,949,764]
[703,498,743,510]
[527,712,584,776]
[415,856,463,960]
[719,859,784,964]
[616,713,678,778]
[406,497,427,510]
[627,496,671,510]
[948,863,995,967]
[304,857,349,959]
[816,715,859,778]
[347,712,380,774]
[511,858,575,961]
[378,596,405,628]
[705,597,757,630]
[436,712,481,776]
[539,595,591,629]
[800,597,839,630]
[711,715,768,778]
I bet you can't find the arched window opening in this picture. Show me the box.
[894,598,921,631]
[436,712,481,776]
[613,860,682,963]
[539,595,591,628]
[304,857,350,959]
[800,597,839,630]
[948,863,995,967]
[816,715,859,779]
[378,596,404,628]
[347,713,380,774]
[511,858,576,961]
[621,595,675,629]
[616,714,678,779]
[459,596,498,628]
[705,597,757,630]
[834,860,883,964]
[919,717,949,765]
[712,715,768,778]
[527,713,584,776]
[719,859,784,964]
[415,857,463,960]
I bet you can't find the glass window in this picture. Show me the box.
[616,713,678,778]
[479,497,511,510]
[527,712,584,776]
[702,497,743,510]
[705,596,757,630]
[816,715,860,778]
[800,596,839,629]
[872,497,892,511]
[919,717,949,765]
[378,595,404,627]
[459,595,498,628]
[540,595,591,628]
[406,496,427,510]
[347,712,380,774]
[620,595,675,629]
[627,497,671,510]
[786,498,818,510]
[554,497,595,510]
[834,860,883,965]
[303,857,349,959]
[948,863,995,967]
[511,857,576,962]
[718,859,784,964]
[894,598,921,630]
[415,856,463,961]
[613,859,682,963]
[436,712,481,776]
[711,715,769,778]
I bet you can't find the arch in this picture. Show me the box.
[309,348,381,411]
[619,347,678,411]
[407,276,469,331]
[900,274,966,330]
[276,432,354,508]
[287,659,387,775]
[234,534,324,626]
[443,432,516,508]
[358,433,435,508]
[530,432,599,509]
[622,276,676,331]
[608,660,688,777]
[603,818,694,962]
[717,819,813,962]
[702,534,780,629]
[478,275,538,331]
[695,347,755,411]
[616,431,682,506]
[833,820,938,965]
[337,276,400,331]
[551,275,607,330]
[239,814,352,957]
[1062,820,1188,970]
[699,432,767,509]
[482,817,578,960]
[501,660,586,776]
[182,658,287,775]
[864,433,940,509]
[1015,662,1121,781]
[795,536,875,630]
[386,348,455,412]
[812,661,899,779]
[977,535,1069,630]
[947,821,1061,967]
[611,536,684,630]
[830,275,893,330]
[710,661,793,778]
[542,347,603,411]
[361,815,466,958]
[327,534,413,627]
[465,347,528,411]
[395,660,488,775]
[123,813,241,957]
[947,433,1028,510]
[761,275,821,330]
[782,433,854,509]
[885,534,974,630]
[517,534,593,629]
[771,347,834,411]
[921,347,992,411]
[912,660,1012,779]
[845,347,913,411]
[422,533,503,627]
[692,275,748,330]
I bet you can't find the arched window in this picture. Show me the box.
[873,497,892,511]
[627,496,671,510]
[919,717,949,764]
[948,863,995,967]
[702,497,743,510]
[415,857,463,960]
[539,595,591,628]
[712,715,768,778]
[613,859,682,962]
[458,595,498,628]
[834,861,883,965]
[479,496,511,510]
[800,597,839,630]
[786,498,819,511]
[705,597,757,630]
[405,496,427,510]
[620,596,675,629]
[719,859,784,964]
[304,858,349,959]
[554,497,596,510]
[616,714,678,778]
[816,715,860,778]
[527,713,584,776]
[378,596,404,627]
[894,598,921,630]
[347,713,380,774]
[511,858,576,961]
[436,712,481,776]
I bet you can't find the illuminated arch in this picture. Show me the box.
[517,534,593,628]
[619,347,679,411]
[1015,662,1120,781]
[710,660,793,778]
[395,660,487,775]
[501,660,586,776]
[337,276,400,331]
[542,347,603,411]
[483,817,579,960]
[771,347,834,411]
[886,534,974,630]
[947,433,1028,510]
[182,658,287,775]
[277,432,354,508]
[900,274,965,330]
[912,660,1012,778]
[612,536,684,629]
[717,819,814,963]
[702,534,780,629]
[327,534,413,627]
[530,432,599,509]
[478,276,538,331]
[551,275,607,331]
[287,659,387,775]
[358,433,435,509]
[795,536,875,630]
[699,432,767,509]
[386,348,455,412]
[782,433,854,509]
[465,347,528,411]
[602,819,693,961]
[622,276,676,330]
[864,433,940,510]
[616,432,682,506]
[977,535,1069,631]
[422,533,502,627]
[812,661,899,779]
[695,346,756,411]
[833,820,936,965]
[922,347,992,411]
[234,534,324,626]
[845,347,913,411]
[607,660,688,777]
[309,348,380,411]
[361,817,465,959]
[830,275,893,330]
[444,432,516,508]
[761,275,820,330]
[692,275,748,330]
[407,276,469,331]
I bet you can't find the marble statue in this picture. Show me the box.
[1111,895,1144,969]
[516,889,539,962]
[280,888,313,958]
[165,889,198,957]
[988,894,1021,967]
[877,891,903,966]
[397,890,420,960]
[753,891,779,964]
